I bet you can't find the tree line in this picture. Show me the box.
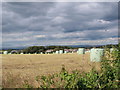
[5,44,119,54]
[23,46,74,54]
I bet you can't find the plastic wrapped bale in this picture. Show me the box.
[59,50,63,54]
[90,48,104,62]
[20,53,23,54]
[77,51,78,53]
[3,51,8,54]
[40,52,43,54]
[77,48,85,54]
[56,51,59,54]
[64,51,67,54]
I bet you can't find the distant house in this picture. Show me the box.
[64,49,77,53]
[45,49,54,53]
[64,49,69,53]
[72,49,78,52]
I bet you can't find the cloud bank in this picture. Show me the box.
[2,2,118,48]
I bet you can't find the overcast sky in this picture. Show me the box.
[2,2,118,48]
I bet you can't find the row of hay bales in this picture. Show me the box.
[3,50,69,54]
[78,48,104,62]
[55,50,64,54]
[44,50,65,54]
[2,51,24,54]
[77,48,118,62]
[3,48,117,62]
[2,50,65,55]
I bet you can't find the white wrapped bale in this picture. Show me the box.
[90,48,104,62]
[56,51,59,54]
[59,50,63,54]
[64,51,67,54]
[3,51,8,54]
[40,52,43,54]
[77,48,85,54]
[77,51,78,53]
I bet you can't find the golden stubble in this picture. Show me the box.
[2,53,100,88]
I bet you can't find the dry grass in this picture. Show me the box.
[2,53,100,88]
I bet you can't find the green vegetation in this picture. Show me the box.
[23,46,73,54]
[2,44,118,54]
[23,44,119,88]
[23,46,45,54]
[96,44,119,48]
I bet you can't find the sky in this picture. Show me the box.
[2,2,118,48]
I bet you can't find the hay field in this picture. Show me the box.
[2,53,100,88]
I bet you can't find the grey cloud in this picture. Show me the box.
[2,2,118,48]
[4,2,55,18]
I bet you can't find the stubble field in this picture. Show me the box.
[2,53,100,88]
